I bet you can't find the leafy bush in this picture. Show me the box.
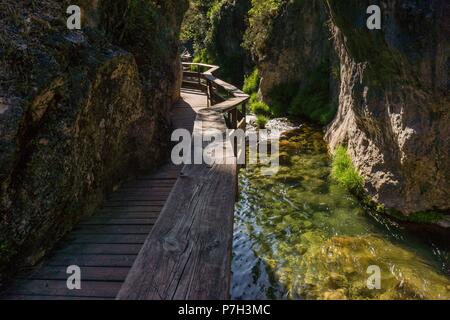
[256,114,269,128]
[251,101,271,116]
[268,62,337,125]
[243,68,260,94]
[388,210,446,224]
[331,146,364,195]
[243,0,283,57]
[250,92,259,105]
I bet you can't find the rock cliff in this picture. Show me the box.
[0,0,187,280]
[324,0,450,214]
[242,0,449,215]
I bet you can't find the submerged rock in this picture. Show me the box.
[287,234,450,300]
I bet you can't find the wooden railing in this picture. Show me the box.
[182,62,248,132]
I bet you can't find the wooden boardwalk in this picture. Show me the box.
[0,90,207,300]
[1,62,248,300]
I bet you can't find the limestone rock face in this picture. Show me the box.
[324,0,450,214]
[246,0,332,103]
[0,0,187,279]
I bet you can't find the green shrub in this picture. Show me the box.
[243,68,260,94]
[268,82,300,117]
[331,146,364,195]
[250,92,259,104]
[243,0,283,57]
[251,101,271,116]
[268,62,338,125]
[389,210,446,224]
[256,114,269,128]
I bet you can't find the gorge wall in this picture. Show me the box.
[211,0,449,215]
[0,0,187,281]
[324,0,450,214]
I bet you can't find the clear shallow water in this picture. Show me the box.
[231,124,450,300]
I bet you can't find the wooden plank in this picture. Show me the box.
[98,206,163,214]
[47,254,137,267]
[107,194,171,201]
[73,225,152,235]
[56,243,142,255]
[68,234,148,244]
[93,213,160,220]
[101,205,165,212]
[80,218,157,226]
[209,97,248,113]
[22,266,130,282]
[121,180,176,188]
[103,200,167,207]
[5,280,122,298]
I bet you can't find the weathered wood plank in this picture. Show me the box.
[73,225,152,235]
[6,280,122,298]
[56,243,142,255]
[104,200,167,207]
[68,234,148,244]
[98,206,163,214]
[22,266,130,282]
[47,254,137,267]
[80,218,157,226]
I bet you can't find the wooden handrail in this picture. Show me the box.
[181,62,249,136]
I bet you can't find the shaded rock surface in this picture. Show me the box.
[206,0,252,86]
[0,0,187,281]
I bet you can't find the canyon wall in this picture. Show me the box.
[243,0,338,123]
[241,0,449,214]
[324,0,450,214]
[0,0,187,281]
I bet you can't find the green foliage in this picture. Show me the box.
[256,114,269,128]
[180,0,220,47]
[251,101,271,116]
[268,62,337,125]
[181,0,250,85]
[388,210,447,224]
[331,146,364,195]
[243,0,283,57]
[250,92,259,104]
[243,68,260,94]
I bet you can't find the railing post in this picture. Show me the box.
[207,79,212,108]
[242,101,247,133]
[231,108,238,130]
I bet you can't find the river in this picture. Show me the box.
[231,122,450,300]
